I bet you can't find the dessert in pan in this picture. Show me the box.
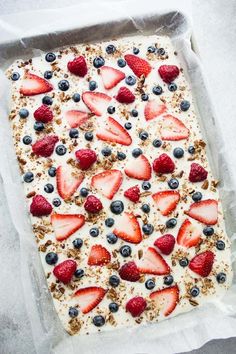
[6,35,232,335]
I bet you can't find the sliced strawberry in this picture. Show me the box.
[53,259,77,284]
[65,110,89,128]
[124,155,151,181]
[189,251,215,277]
[177,219,201,248]
[74,287,107,314]
[144,100,167,121]
[56,165,83,200]
[137,247,170,275]
[96,116,132,146]
[152,191,180,216]
[67,56,87,77]
[113,212,142,244]
[20,73,53,96]
[124,185,140,203]
[189,163,208,183]
[150,285,179,316]
[88,245,111,266]
[126,296,147,317]
[32,135,59,157]
[153,153,175,174]
[160,114,189,141]
[115,86,135,104]
[51,214,85,241]
[82,91,111,116]
[91,169,123,200]
[124,54,152,77]
[154,234,175,255]
[100,66,125,89]
[158,65,180,83]
[185,199,218,225]
[119,261,140,282]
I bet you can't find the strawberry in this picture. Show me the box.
[119,261,140,282]
[84,195,103,213]
[154,234,175,255]
[32,135,59,157]
[75,149,97,170]
[82,91,111,116]
[88,245,111,266]
[100,66,125,89]
[152,190,180,216]
[67,56,87,77]
[158,65,180,83]
[96,117,132,146]
[137,247,170,275]
[51,214,85,241]
[30,195,52,216]
[189,251,215,277]
[74,287,107,314]
[150,285,179,316]
[144,100,167,121]
[33,104,53,123]
[124,54,152,77]
[65,110,89,128]
[176,219,201,248]
[153,153,175,174]
[115,87,135,104]
[189,163,208,182]
[160,115,189,141]
[113,212,142,244]
[124,185,140,203]
[124,155,151,180]
[185,199,218,225]
[56,165,84,200]
[126,296,147,317]
[91,169,123,200]
[53,259,77,284]
[20,72,53,96]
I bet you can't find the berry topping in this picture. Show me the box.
[153,153,175,174]
[152,190,180,216]
[173,147,184,158]
[93,56,105,68]
[68,307,79,318]
[93,316,105,327]
[109,275,120,287]
[72,93,81,102]
[137,247,170,275]
[74,269,84,278]
[65,110,89,128]
[53,259,77,284]
[91,169,123,200]
[67,56,87,77]
[19,108,29,118]
[160,114,189,141]
[23,172,34,183]
[84,195,103,213]
[180,100,190,111]
[158,65,180,83]
[115,86,135,104]
[45,52,56,62]
[119,261,140,282]
[120,245,132,257]
[124,54,151,77]
[216,272,226,284]
[75,148,97,170]
[96,116,132,146]
[56,165,83,200]
[152,85,163,95]
[163,275,174,286]
[20,73,53,96]
[89,227,99,237]
[32,135,58,157]
[142,223,154,235]
[30,195,52,216]
[150,285,179,316]
[192,191,202,202]
[168,178,179,189]
[33,104,53,123]
[113,212,142,244]
[166,218,177,228]
[88,245,111,266]
[45,252,58,265]
[189,251,215,277]
[185,199,218,225]
[51,213,85,241]
[106,44,116,54]
[145,279,155,290]
[125,75,136,86]
[74,287,107,314]
[176,219,201,248]
[100,66,125,89]
[58,80,69,91]
[34,122,44,131]
[117,58,126,67]
[89,80,97,91]
[124,185,140,203]
[42,95,53,105]
[23,135,32,145]
[189,163,208,182]
[106,233,118,244]
[144,100,167,121]
[110,200,124,215]
[125,155,151,180]
[82,91,111,116]
[126,296,147,317]
[73,238,83,249]
[109,302,119,313]
[154,234,175,255]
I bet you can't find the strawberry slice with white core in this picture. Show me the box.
[65,110,89,128]
[82,91,111,116]
[124,54,152,77]
[150,285,179,317]
[20,73,53,96]
[100,66,125,89]
[51,214,85,241]
[144,100,167,121]
[185,199,218,225]
[124,155,151,181]
[91,169,123,200]
[56,165,83,200]
[160,114,189,141]
[88,245,111,266]
[74,287,107,314]
[113,212,142,244]
[152,191,180,216]
[96,116,132,146]
[176,219,201,248]
[137,247,170,275]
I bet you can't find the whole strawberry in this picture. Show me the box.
[32,135,59,157]
[30,195,52,216]
[119,261,140,282]
[124,185,140,203]
[153,153,175,174]
[189,251,214,277]
[116,87,135,104]
[75,149,97,170]
[67,56,88,77]
[154,234,175,255]
[53,259,77,284]
[84,195,103,213]
[158,65,180,83]
[126,296,147,317]
[189,163,208,182]
[33,104,53,123]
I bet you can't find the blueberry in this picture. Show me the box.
[69,128,79,138]
[11,72,20,81]
[42,96,53,105]
[117,58,126,67]
[48,167,56,177]
[80,188,89,197]
[89,227,99,237]
[22,135,32,145]
[133,47,140,54]
[109,302,119,313]
[73,238,83,249]
[44,71,53,79]
[152,86,163,95]
[23,172,34,183]
[179,258,189,267]
[173,147,184,158]
[69,307,79,318]
[192,192,202,202]
[132,148,143,158]
[168,83,177,92]
[117,152,126,160]
[45,252,58,265]
[56,145,67,156]
[145,279,155,290]
[141,204,150,213]
[147,46,156,53]
[107,106,115,114]
[105,218,114,227]
[101,147,112,156]
[166,218,177,228]
[216,240,225,250]
[142,223,154,235]
[44,183,54,193]
[216,272,226,284]
[45,52,56,62]
[168,178,179,189]
[89,80,97,91]
[131,109,138,117]
[107,233,118,244]
[109,275,120,287]
[106,44,116,54]
[110,200,124,215]
[188,146,195,154]
[52,198,61,207]
[93,315,105,327]
[93,56,105,68]
[139,131,149,140]
[124,122,132,130]
[84,132,93,141]
[141,93,149,101]
[19,108,29,119]
[190,286,200,297]
[125,75,136,86]
[120,245,131,257]
[158,48,165,55]
[58,80,69,91]
[74,269,84,278]
[180,100,190,111]
[142,181,151,190]
[153,139,162,148]
[163,275,174,285]
[72,93,81,102]
[34,122,45,131]
[203,226,214,236]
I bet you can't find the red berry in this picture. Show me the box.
[189,251,215,277]
[75,149,97,170]
[84,195,103,213]
[30,195,52,216]
[33,104,53,123]
[67,56,87,77]
[154,234,175,255]
[189,163,208,182]
[119,261,140,282]
[126,296,147,317]
[116,87,135,104]
[124,185,140,203]
[153,153,175,174]
[53,259,77,284]
[158,65,180,83]
[32,135,59,157]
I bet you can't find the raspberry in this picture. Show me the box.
[30,195,52,216]
[126,296,147,317]
[158,65,180,83]
[75,149,97,170]
[84,195,103,213]
[153,153,175,174]
[124,185,140,203]
[32,135,59,157]
[53,259,77,284]
[33,104,53,123]
[67,56,88,77]
[189,163,208,182]
[119,261,140,282]
[116,87,135,104]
